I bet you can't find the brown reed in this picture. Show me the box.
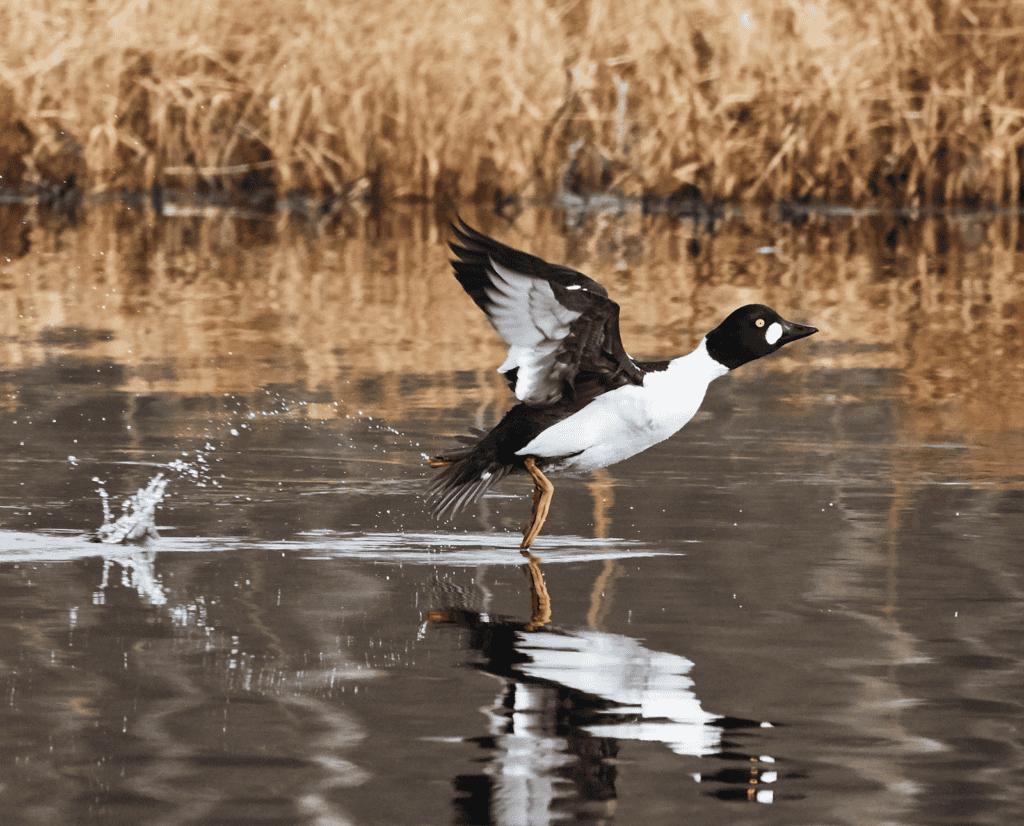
[1,0,1022,205]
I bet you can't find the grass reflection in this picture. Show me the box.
[1,206,1022,489]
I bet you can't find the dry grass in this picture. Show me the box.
[1,0,1023,205]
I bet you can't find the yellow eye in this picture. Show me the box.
[755,318,765,328]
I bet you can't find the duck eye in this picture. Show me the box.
[755,318,765,328]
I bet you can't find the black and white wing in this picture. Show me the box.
[449,219,645,405]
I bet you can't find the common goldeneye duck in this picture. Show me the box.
[428,219,818,551]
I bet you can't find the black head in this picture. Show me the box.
[705,304,817,370]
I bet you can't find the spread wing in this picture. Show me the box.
[449,219,646,406]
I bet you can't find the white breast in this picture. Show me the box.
[516,339,729,473]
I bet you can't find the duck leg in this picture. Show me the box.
[521,457,554,550]
[427,457,454,468]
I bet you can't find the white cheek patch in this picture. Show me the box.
[765,322,783,346]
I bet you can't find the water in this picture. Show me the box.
[1,205,1023,824]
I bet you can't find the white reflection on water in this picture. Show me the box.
[0,529,676,567]
[98,545,167,606]
[519,629,725,756]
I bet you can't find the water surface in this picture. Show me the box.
[1,205,1023,824]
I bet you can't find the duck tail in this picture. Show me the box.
[426,429,516,520]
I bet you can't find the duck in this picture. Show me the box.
[427,219,817,551]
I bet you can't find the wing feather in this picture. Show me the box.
[449,219,645,405]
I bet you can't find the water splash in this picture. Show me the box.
[92,473,168,544]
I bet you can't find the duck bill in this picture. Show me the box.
[778,319,818,345]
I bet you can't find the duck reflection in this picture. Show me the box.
[429,553,779,822]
